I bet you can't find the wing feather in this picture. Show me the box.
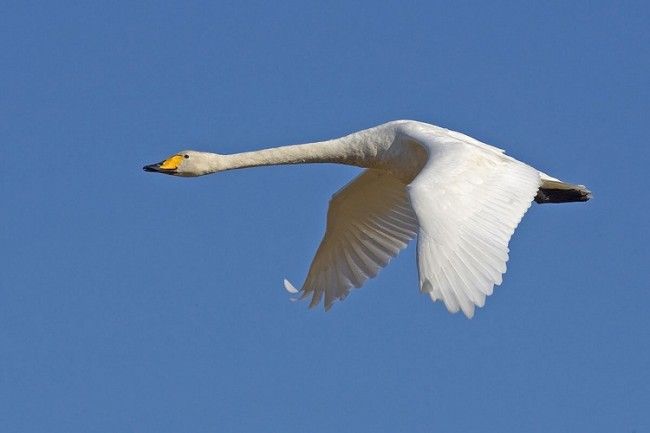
[288,169,418,310]
[408,136,541,318]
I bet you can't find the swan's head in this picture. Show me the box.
[143,150,223,177]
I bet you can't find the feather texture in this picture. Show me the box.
[407,139,541,318]
[286,169,418,310]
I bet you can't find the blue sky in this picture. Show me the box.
[2,1,649,432]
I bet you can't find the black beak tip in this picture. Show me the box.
[143,162,177,175]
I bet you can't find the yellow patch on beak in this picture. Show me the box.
[159,155,184,170]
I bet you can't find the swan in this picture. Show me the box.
[144,120,590,317]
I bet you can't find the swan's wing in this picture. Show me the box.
[284,169,418,310]
[407,135,541,318]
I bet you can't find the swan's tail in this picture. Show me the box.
[535,176,592,204]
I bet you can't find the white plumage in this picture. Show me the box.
[284,169,419,310]
[144,120,590,317]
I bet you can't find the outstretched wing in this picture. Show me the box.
[285,169,418,310]
[407,132,541,318]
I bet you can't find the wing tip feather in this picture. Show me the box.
[283,278,300,294]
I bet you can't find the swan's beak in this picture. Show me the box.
[143,155,183,175]
[143,161,174,174]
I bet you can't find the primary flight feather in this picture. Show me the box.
[144,120,590,317]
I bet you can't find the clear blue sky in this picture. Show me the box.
[2,1,648,432]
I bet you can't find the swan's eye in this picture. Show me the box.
[184,154,189,159]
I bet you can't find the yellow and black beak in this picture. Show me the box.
[143,155,183,175]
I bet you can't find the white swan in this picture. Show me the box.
[144,120,590,317]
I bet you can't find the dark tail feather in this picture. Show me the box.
[535,180,592,204]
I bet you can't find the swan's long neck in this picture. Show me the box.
[212,129,386,172]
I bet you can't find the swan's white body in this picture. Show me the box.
[144,120,590,318]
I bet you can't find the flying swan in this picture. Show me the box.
[144,120,590,317]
